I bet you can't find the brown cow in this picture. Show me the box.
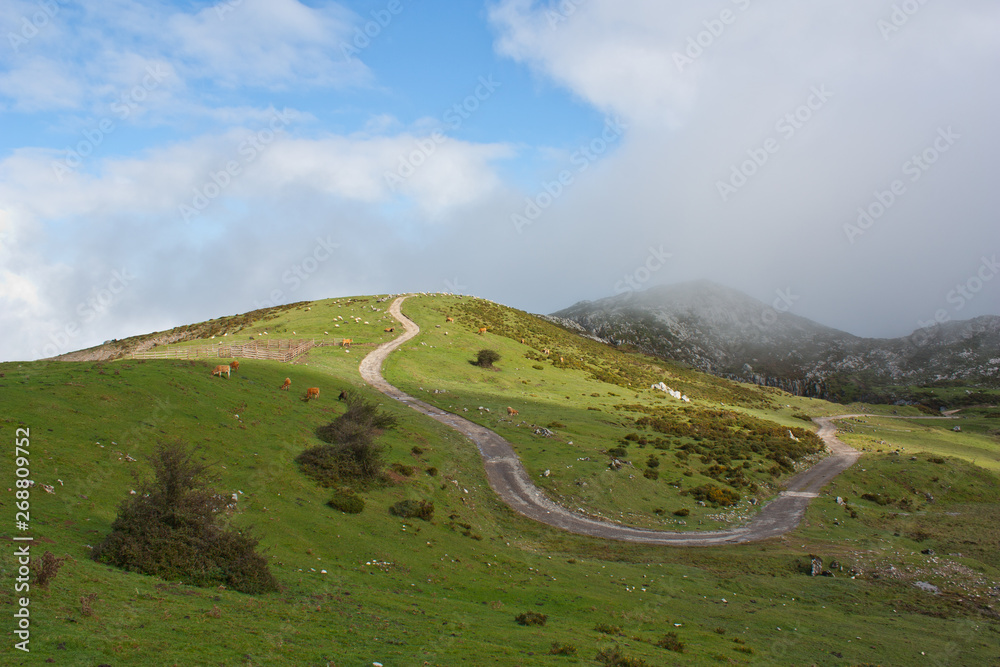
[542,348,550,356]
[341,338,352,347]
[384,327,394,333]
[477,327,487,335]
[305,387,320,401]
[279,378,291,391]
[211,364,230,378]
[230,360,240,372]
[446,317,454,322]
[507,407,518,416]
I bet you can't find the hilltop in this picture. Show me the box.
[2,293,998,665]
[552,280,1000,401]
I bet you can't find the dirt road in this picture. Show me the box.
[360,296,865,545]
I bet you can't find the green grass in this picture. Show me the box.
[2,293,998,665]
[833,413,1000,472]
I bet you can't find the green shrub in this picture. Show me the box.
[389,462,415,477]
[655,632,684,652]
[298,392,398,487]
[326,493,364,514]
[594,623,623,635]
[861,492,891,506]
[514,611,547,626]
[474,349,501,368]
[532,364,545,370]
[425,467,438,476]
[93,440,277,594]
[643,469,659,480]
[389,499,434,521]
[595,646,649,666]
[549,643,577,656]
[688,484,740,507]
[673,508,690,517]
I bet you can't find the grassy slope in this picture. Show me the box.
[0,294,997,666]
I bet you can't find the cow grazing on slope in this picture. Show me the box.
[305,387,320,401]
[279,378,291,391]
[338,390,348,401]
[477,327,487,335]
[446,317,454,322]
[507,407,518,416]
[384,327,394,333]
[211,365,230,378]
[229,360,240,372]
[341,338,352,348]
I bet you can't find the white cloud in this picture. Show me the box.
[0,57,85,111]
[167,0,368,89]
[0,0,370,115]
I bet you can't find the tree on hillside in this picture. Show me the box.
[93,440,278,594]
[474,349,501,368]
[297,390,398,487]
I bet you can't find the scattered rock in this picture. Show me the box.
[914,581,940,594]
[533,428,554,437]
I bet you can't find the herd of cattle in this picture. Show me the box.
[210,360,322,402]
[205,314,522,411]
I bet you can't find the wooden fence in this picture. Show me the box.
[131,338,317,363]
[129,337,379,363]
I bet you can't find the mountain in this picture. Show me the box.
[550,280,1000,401]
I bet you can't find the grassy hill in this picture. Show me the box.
[2,294,998,666]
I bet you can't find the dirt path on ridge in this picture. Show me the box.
[358,296,888,546]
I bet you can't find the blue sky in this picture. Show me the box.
[2,0,999,361]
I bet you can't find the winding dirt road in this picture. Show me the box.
[360,296,865,546]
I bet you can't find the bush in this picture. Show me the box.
[596,646,649,666]
[34,551,69,589]
[594,623,623,635]
[93,440,277,594]
[673,508,690,517]
[655,632,685,652]
[549,643,577,656]
[299,392,398,487]
[425,467,438,477]
[389,462,415,477]
[861,492,891,506]
[688,484,740,507]
[474,349,501,368]
[326,493,364,514]
[642,469,659,480]
[515,611,547,626]
[389,499,434,521]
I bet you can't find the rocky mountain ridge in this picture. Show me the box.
[550,281,1000,401]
